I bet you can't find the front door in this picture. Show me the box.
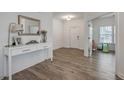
[70,27,80,49]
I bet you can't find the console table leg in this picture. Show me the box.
[8,52,12,80]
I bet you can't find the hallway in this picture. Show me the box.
[12,48,120,80]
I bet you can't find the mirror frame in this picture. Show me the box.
[18,15,41,35]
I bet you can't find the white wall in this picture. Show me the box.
[116,13,124,79]
[0,12,53,79]
[63,19,85,50]
[53,19,64,50]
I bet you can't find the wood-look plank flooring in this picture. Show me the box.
[11,48,121,80]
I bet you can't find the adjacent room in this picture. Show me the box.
[0,12,124,80]
[88,13,116,79]
[91,13,116,53]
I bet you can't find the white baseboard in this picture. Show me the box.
[53,47,64,50]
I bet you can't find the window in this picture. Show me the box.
[113,26,116,44]
[99,26,113,43]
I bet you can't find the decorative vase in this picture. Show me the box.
[41,30,47,42]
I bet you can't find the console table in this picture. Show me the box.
[4,43,53,80]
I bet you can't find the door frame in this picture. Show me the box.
[88,21,93,57]
[87,12,117,56]
[87,12,119,76]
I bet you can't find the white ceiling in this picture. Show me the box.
[53,12,84,20]
[53,12,114,21]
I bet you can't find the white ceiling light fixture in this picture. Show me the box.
[66,16,71,21]
[62,15,75,21]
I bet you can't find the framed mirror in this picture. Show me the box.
[18,15,40,35]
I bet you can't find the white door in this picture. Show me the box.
[69,27,80,49]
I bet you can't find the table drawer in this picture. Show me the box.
[12,47,36,56]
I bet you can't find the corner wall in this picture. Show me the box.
[53,19,64,50]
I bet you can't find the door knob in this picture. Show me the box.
[77,36,79,40]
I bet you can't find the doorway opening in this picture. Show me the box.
[88,13,117,76]
[88,13,116,56]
